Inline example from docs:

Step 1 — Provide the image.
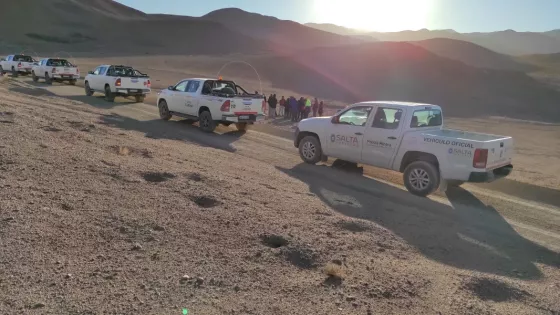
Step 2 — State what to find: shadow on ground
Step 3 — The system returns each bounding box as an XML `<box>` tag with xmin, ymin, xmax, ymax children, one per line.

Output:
<box><xmin>99</xmin><ymin>114</ymin><xmax>245</xmax><ymax>153</ymax></box>
<box><xmin>278</xmin><ymin>162</ymin><xmax>560</xmax><ymax>280</ymax></box>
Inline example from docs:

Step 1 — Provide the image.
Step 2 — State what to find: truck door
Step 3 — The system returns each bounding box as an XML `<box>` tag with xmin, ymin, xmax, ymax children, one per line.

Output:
<box><xmin>325</xmin><ymin>105</ymin><xmax>373</xmax><ymax>163</ymax></box>
<box><xmin>169</xmin><ymin>80</ymin><xmax>189</xmax><ymax>113</ymax></box>
<box><xmin>184</xmin><ymin>80</ymin><xmax>201</xmax><ymax>116</ymax></box>
<box><xmin>361</xmin><ymin>106</ymin><xmax>405</xmax><ymax>168</ymax></box>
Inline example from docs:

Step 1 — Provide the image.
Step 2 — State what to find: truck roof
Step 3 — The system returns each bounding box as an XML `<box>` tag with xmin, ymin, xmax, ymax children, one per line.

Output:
<box><xmin>355</xmin><ymin>101</ymin><xmax>441</xmax><ymax>108</ymax></box>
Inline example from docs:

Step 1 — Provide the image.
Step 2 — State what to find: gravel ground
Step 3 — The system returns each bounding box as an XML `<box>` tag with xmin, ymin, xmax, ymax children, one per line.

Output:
<box><xmin>0</xmin><ymin>78</ymin><xmax>559</xmax><ymax>315</ymax></box>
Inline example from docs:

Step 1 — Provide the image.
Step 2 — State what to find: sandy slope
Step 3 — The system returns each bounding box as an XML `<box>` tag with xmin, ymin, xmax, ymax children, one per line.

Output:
<box><xmin>0</xmin><ymin>78</ymin><xmax>559</xmax><ymax>315</ymax></box>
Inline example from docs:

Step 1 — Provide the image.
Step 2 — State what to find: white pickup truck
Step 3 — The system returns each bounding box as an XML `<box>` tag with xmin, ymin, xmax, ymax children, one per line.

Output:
<box><xmin>0</xmin><ymin>54</ymin><xmax>37</xmax><ymax>77</ymax></box>
<box><xmin>294</xmin><ymin>101</ymin><xmax>514</xmax><ymax>196</ymax></box>
<box><xmin>84</xmin><ymin>65</ymin><xmax>151</xmax><ymax>102</ymax></box>
<box><xmin>157</xmin><ymin>78</ymin><xmax>266</xmax><ymax>132</ymax></box>
<box><xmin>32</xmin><ymin>58</ymin><xmax>80</xmax><ymax>85</ymax></box>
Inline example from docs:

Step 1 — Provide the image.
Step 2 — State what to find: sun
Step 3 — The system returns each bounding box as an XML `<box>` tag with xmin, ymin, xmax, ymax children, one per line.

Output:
<box><xmin>312</xmin><ymin>0</ymin><xmax>434</xmax><ymax>32</ymax></box>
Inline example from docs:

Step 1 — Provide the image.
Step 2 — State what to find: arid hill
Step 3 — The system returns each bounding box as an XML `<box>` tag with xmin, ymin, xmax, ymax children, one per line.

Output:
<box><xmin>410</xmin><ymin>38</ymin><xmax>535</xmax><ymax>72</ymax></box>
<box><xmin>0</xmin><ymin>0</ymin><xmax>270</xmax><ymax>55</ymax></box>
<box><xmin>202</xmin><ymin>8</ymin><xmax>363</xmax><ymax>51</ymax></box>
<box><xmin>230</xmin><ymin>42</ymin><xmax>560</xmax><ymax>122</ymax></box>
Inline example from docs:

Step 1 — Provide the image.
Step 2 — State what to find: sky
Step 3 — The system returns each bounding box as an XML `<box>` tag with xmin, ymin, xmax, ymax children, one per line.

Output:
<box><xmin>115</xmin><ymin>0</ymin><xmax>560</xmax><ymax>33</ymax></box>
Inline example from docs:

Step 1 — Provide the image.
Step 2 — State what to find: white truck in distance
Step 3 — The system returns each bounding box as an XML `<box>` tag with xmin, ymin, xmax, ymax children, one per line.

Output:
<box><xmin>0</xmin><ymin>54</ymin><xmax>37</xmax><ymax>77</ymax></box>
<box><xmin>157</xmin><ymin>78</ymin><xmax>266</xmax><ymax>132</ymax></box>
<box><xmin>294</xmin><ymin>101</ymin><xmax>514</xmax><ymax>196</ymax></box>
<box><xmin>32</xmin><ymin>58</ymin><xmax>80</xmax><ymax>85</ymax></box>
<box><xmin>84</xmin><ymin>65</ymin><xmax>151</xmax><ymax>102</ymax></box>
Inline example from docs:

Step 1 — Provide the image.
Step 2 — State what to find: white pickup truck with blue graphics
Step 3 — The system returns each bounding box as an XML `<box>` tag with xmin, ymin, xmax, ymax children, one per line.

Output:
<box><xmin>294</xmin><ymin>101</ymin><xmax>514</xmax><ymax>196</ymax></box>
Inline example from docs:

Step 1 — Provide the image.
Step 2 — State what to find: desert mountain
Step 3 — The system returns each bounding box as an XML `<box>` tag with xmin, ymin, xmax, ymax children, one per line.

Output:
<box><xmin>230</xmin><ymin>42</ymin><xmax>560</xmax><ymax>122</ymax></box>
<box><xmin>305</xmin><ymin>23</ymin><xmax>560</xmax><ymax>56</ymax></box>
<box><xmin>0</xmin><ymin>0</ymin><xmax>270</xmax><ymax>55</ymax></box>
<box><xmin>304</xmin><ymin>23</ymin><xmax>367</xmax><ymax>36</ymax></box>
<box><xmin>410</xmin><ymin>38</ymin><xmax>535</xmax><ymax>72</ymax></box>
<box><xmin>202</xmin><ymin>8</ymin><xmax>363</xmax><ymax>51</ymax></box>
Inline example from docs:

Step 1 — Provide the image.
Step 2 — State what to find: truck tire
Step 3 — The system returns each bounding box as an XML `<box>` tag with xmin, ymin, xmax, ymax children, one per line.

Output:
<box><xmin>104</xmin><ymin>85</ymin><xmax>115</xmax><ymax>102</ymax></box>
<box><xmin>11</xmin><ymin>67</ymin><xmax>18</xmax><ymax>78</ymax></box>
<box><xmin>199</xmin><ymin>111</ymin><xmax>216</xmax><ymax>133</ymax></box>
<box><xmin>135</xmin><ymin>95</ymin><xmax>145</xmax><ymax>103</ymax></box>
<box><xmin>32</xmin><ymin>71</ymin><xmax>38</xmax><ymax>82</ymax></box>
<box><xmin>84</xmin><ymin>82</ymin><xmax>94</xmax><ymax>96</ymax></box>
<box><xmin>235</xmin><ymin>122</ymin><xmax>248</xmax><ymax>131</ymax></box>
<box><xmin>298</xmin><ymin>135</ymin><xmax>322</xmax><ymax>164</ymax></box>
<box><xmin>447</xmin><ymin>180</ymin><xmax>465</xmax><ymax>187</ymax></box>
<box><xmin>45</xmin><ymin>73</ymin><xmax>52</xmax><ymax>85</ymax></box>
<box><xmin>0</xmin><ymin>66</ymin><xmax>4</xmax><ymax>75</ymax></box>
<box><xmin>403</xmin><ymin>161</ymin><xmax>440</xmax><ymax>197</ymax></box>
<box><xmin>158</xmin><ymin>100</ymin><xmax>172</xmax><ymax>121</ymax></box>
<box><xmin>69</xmin><ymin>79</ymin><xmax>76</xmax><ymax>86</ymax></box>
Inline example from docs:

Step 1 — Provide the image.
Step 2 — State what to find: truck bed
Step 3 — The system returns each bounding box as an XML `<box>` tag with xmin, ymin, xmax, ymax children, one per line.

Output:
<box><xmin>423</xmin><ymin>128</ymin><xmax>510</xmax><ymax>142</ymax></box>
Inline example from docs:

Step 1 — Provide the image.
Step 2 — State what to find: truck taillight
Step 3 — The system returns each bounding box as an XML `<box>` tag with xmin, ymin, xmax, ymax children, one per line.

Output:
<box><xmin>473</xmin><ymin>148</ymin><xmax>488</xmax><ymax>169</ymax></box>
<box><xmin>220</xmin><ymin>100</ymin><xmax>231</xmax><ymax>112</ymax></box>
<box><xmin>147</xmin><ymin>80</ymin><xmax>151</xmax><ymax>88</ymax></box>
<box><xmin>115</xmin><ymin>78</ymin><xmax>121</xmax><ymax>87</ymax></box>
<box><xmin>17</xmin><ymin>62</ymin><xmax>22</xmax><ymax>68</ymax></box>
<box><xmin>52</xmin><ymin>68</ymin><xmax>56</xmax><ymax>73</ymax></box>
<box><xmin>261</xmin><ymin>100</ymin><xmax>266</xmax><ymax>113</ymax></box>
<box><xmin>76</xmin><ymin>67</ymin><xmax>79</xmax><ymax>73</ymax></box>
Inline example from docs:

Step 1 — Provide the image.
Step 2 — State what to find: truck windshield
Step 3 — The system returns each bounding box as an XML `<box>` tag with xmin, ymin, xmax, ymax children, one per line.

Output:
<box><xmin>410</xmin><ymin>108</ymin><xmax>442</xmax><ymax>128</ymax></box>
<box><xmin>14</xmin><ymin>55</ymin><xmax>34</xmax><ymax>62</ymax></box>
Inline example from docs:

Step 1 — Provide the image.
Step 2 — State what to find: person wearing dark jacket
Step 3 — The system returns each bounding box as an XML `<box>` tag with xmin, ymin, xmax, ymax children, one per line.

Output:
<box><xmin>298</xmin><ymin>97</ymin><xmax>305</xmax><ymax>121</ymax></box>
<box><xmin>290</xmin><ymin>96</ymin><xmax>299</xmax><ymax>122</ymax></box>
<box><xmin>318</xmin><ymin>101</ymin><xmax>324</xmax><ymax>117</ymax></box>
<box><xmin>268</xmin><ymin>94</ymin><xmax>277</xmax><ymax>118</ymax></box>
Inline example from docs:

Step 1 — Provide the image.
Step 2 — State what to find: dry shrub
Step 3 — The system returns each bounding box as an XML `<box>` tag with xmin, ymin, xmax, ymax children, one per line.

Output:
<box><xmin>324</xmin><ymin>262</ymin><xmax>345</xmax><ymax>279</ymax></box>
<box><xmin>117</xmin><ymin>146</ymin><xmax>130</xmax><ymax>156</ymax></box>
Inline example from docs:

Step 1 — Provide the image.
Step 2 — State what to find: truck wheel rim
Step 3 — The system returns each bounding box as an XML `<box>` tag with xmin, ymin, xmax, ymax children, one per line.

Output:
<box><xmin>302</xmin><ymin>141</ymin><xmax>316</xmax><ymax>160</ymax></box>
<box><xmin>409</xmin><ymin>168</ymin><xmax>430</xmax><ymax>190</ymax></box>
<box><xmin>201</xmin><ymin>116</ymin><xmax>209</xmax><ymax>128</ymax></box>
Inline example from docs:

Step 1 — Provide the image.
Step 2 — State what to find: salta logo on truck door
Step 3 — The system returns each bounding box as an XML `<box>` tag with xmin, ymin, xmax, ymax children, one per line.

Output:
<box><xmin>331</xmin><ymin>134</ymin><xmax>359</xmax><ymax>147</ymax></box>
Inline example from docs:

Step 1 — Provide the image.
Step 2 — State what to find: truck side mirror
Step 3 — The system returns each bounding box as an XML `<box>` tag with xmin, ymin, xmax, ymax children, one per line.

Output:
<box><xmin>168</xmin><ymin>86</ymin><xmax>174</xmax><ymax>91</ymax></box>
<box><xmin>331</xmin><ymin>116</ymin><xmax>339</xmax><ymax>124</ymax></box>
<box><xmin>87</xmin><ymin>71</ymin><xmax>94</xmax><ymax>75</ymax></box>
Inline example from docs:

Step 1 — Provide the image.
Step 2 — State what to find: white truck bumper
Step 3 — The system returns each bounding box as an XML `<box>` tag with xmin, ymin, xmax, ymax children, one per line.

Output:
<box><xmin>116</xmin><ymin>88</ymin><xmax>150</xmax><ymax>95</ymax></box>
<box><xmin>222</xmin><ymin>114</ymin><xmax>265</xmax><ymax>123</ymax></box>
<box><xmin>52</xmin><ymin>74</ymin><xmax>79</xmax><ymax>80</ymax></box>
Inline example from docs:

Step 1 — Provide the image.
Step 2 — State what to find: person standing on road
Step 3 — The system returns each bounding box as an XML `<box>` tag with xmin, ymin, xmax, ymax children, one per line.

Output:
<box><xmin>278</xmin><ymin>96</ymin><xmax>286</xmax><ymax>117</ymax></box>
<box><xmin>318</xmin><ymin>101</ymin><xmax>324</xmax><ymax>117</ymax></box>
<box><xmin>312</xmin><ymin>97</ymin><xmax>319</xmax><ymax>117</ymax></box>
<box><xmin>297</xmin><ymin>97</ymin><xmax>305</xmax><ymax>121</ymax></box>
<box><xmin>304</xmin><ymin>97</ymin><xmax>312</xmax><ymax>119</ymax></box>
<box><xmin>268</xmin><ymin>94</ymin><xmax>277</xmax><ymax>119</ymax></box>
<box><xmin>290</xmin><ymin>96</ymin><xmax>299</xmax><ymax>122</ymax></box>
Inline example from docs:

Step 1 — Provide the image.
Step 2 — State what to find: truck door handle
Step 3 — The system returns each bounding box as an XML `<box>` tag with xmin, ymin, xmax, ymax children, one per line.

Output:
<box><xmin>355</xmin><ymin>132</ymin><xmax>363</xmax><ymax>135</ymax></box>
<box><xmin>387</xmin><ymin>136</ymin><xmax>397</xmax><ymax>140</ymax></box>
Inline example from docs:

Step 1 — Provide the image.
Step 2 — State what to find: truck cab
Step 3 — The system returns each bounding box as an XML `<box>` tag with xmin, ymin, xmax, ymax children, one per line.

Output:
<box><xmin>294</xmin><ymin>101</ymin><xmax>514</xmax><ymax>196</ymax></box>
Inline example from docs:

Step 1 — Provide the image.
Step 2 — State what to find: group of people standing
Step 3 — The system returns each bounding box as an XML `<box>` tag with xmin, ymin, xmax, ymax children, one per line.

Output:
<box><xmin>265</xmin><ymin>94</ymin><xmax>325</xmax><ymax>122</ymax></box>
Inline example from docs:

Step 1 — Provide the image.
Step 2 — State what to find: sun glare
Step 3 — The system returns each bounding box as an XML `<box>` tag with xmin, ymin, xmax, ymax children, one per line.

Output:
<box><xmin>312</xmin><ymin>0</ymin><xmax>434</xmax><ymax>32</ymax></box>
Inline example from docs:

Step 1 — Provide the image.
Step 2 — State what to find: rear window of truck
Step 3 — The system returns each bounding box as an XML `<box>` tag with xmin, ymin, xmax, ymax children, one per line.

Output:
<box><xmin>14</xmin><ymin>55</ymin><xmax>33</xmax><ymax>62</ymax></box>
<box><xmin>411</xmin><ymin>109</ymin><xmax>442</xmax><ymax>128</ymax></box>
<box><xmin>47</xmin><ymin>59</ymin><xmax>73</xmax><ymax>67</ymax></box>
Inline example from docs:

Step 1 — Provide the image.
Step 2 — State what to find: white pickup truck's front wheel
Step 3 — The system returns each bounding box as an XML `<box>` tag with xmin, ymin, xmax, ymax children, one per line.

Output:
<box><xmin>403</xmin><ymin>161</ymin><xmax>439</xmax><ymax>197</ymax></box>
<box><xmin>298</xmin><ymin>136</ymin><xmax>322</xmax><ymax>164</ymax></box>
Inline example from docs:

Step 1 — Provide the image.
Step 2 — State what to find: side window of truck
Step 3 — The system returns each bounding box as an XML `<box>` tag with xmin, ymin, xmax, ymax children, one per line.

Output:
<box><xmin>186</xmin><ymin>80</ymin><xmax>200</xmax><ymax>93</ymax></box>
<box><xmin>93</xmin><ymin>67</ymin><xmax>101</xmax><ymax>75</ymax></box>
<box><xmin>338</xmin><ymin>106</ymin><xmax>372</xmax><ymax>126</ymax></box>
<box><xmin>371</xmin><ymin>107</ymin><xmax>403</xmax><ymax>130</ymax></box>
<box><xmin>410</xmin><ymin>109</ymin><xmax>442</xmax><ymax>128</ymax></box>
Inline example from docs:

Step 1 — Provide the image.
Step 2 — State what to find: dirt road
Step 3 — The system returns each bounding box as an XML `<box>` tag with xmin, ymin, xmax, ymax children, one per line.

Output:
<box><xmin>1</xmin><ymin>77</ymin><xmax>559</xmax><ymax>314</ymax></box>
